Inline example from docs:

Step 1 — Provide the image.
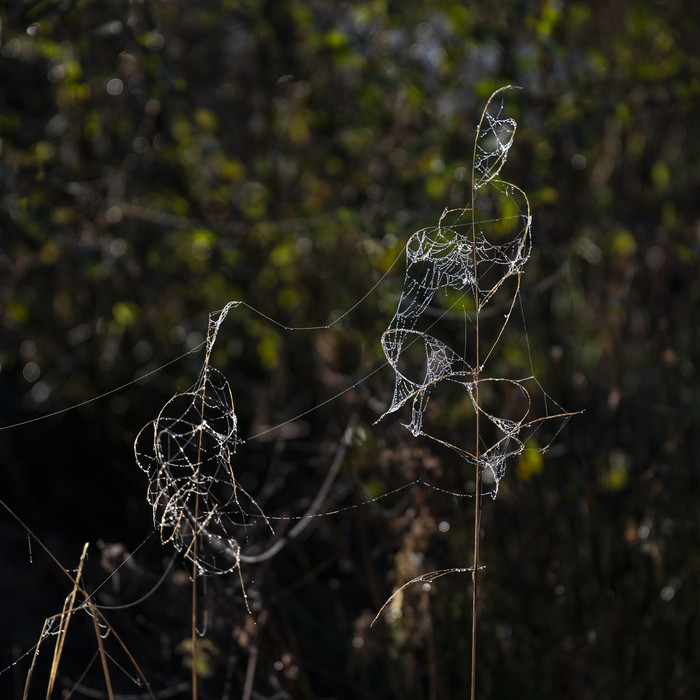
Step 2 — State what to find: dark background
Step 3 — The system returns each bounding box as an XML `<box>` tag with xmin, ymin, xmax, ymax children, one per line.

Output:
<box><xmin>1</xmin><ymin>1</ymin><xmax>699</xmax><ymax>698</ymax></box>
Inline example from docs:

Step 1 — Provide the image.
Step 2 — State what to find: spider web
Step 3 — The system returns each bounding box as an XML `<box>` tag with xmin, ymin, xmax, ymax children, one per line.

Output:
<box><xmin>134</xmin><ymin>301</ymin><xmax>272</xmax><ymax>578</ymax></box>
<box><xmin>376</xmin><ymin>87</ymin><xmax>570</xmax><ymax>496</ymax></box>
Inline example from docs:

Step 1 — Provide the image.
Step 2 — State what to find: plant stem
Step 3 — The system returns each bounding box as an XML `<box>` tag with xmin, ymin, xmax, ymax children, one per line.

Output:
<box><xmin>192</xmin><ymin>542</ymin><xmax>198</xmax><ymax>700</ymax></box>
<box><xmin>192</xmin><ymin>373</ymin><xmax>210</xmax><ymax>700</ymax></box>
<box><xmin>470</xmin><ymin>237</ymin><xmax>481</xmax><ymax>700</ymax></box>
<box><xmin>470</xmin><ymin>468</ymin><xmax>480</xmax><ymax>700</ymax></box>
<box><xmin>470</xmin><ymin>93</ymin><xmax>483</xmax><ymax>700</ymax></box>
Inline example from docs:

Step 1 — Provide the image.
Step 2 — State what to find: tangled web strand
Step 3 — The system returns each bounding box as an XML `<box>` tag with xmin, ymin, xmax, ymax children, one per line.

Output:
<box><xmin>134</xmin><ymin>301</ymin><xmax>272</xmax><ymax>577</ymax></box>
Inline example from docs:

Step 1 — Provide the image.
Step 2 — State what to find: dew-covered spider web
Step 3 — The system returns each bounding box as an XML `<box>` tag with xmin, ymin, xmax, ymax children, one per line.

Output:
<box><xmin>134</xmin><ymin>301</ymin><xmax>273</xmax><ymax>578</ymax></box>
<box><xmin>376</xmin><ymin>86</ymin><xmax>574</xmax><ymax>496</ymax></box>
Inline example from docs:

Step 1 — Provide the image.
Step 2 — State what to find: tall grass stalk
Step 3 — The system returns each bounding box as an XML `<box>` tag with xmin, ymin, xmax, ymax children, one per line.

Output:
<box><xmin>470</xmin><ymin>83</ymin><xmax>520</xmax><ymax>700</ymax></box>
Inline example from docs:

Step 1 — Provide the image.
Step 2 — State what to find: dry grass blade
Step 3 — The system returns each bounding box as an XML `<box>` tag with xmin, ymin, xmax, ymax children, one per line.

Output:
<box><xmin>369</xmin><ymin>568</ymin><xmax>471</xmax><ymax>627</ymax></box>
<box><xmin>0</xmin><ymin>498</ymin><xmax>156</xmax><ymax>700</ymax></box>
<box><xmin>86</xmin><ymin>594</ymin><xmax>115</xmax><ymax>700</ymax></box>
<box><xmin>22</xmin><ymin>543</ymin><xmax>115</xmax><ymax>700</ymax></box>
<box><xmin>23</xmin><ymin>618</ymin><xmax>50</xmax><ymax>700</ymax></box>
<box><xmin>45</xmin><ymin>542</ymin><xmax>90</xmax><ymax>699</ymax></box>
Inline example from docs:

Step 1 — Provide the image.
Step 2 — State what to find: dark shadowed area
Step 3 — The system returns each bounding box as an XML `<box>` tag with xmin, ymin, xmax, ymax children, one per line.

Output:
<box><xmin>1</xmin><ymin>1</ymin><xmax>699</xmax><ymax>698</ymax></box>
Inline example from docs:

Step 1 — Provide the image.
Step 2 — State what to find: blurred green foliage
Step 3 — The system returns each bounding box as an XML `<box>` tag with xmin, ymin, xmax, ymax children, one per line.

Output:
<box><xmin>2</xmin><ymin>0</ymin><xmax>700</xmax><ymax>698</ymax></box>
